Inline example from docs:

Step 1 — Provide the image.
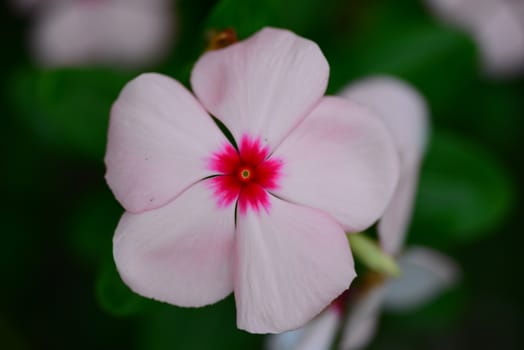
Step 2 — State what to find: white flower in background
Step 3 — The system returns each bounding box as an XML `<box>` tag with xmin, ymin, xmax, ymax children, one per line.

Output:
<box><xmin>266</xmin><ymin>76</ymin><xmax>459</xmax><ymax>350</ymax></box>
<box><xmin>267</xmin><ymin>248</ymin><xmax>458</xmax><ymax>350</ymax></box>
<box><xmin>341</xmin><ymin>76</ymin><xmax>429</xmax><ymax>256</ymax></box>
<box><xmin>29</xmin><ymin>0</ymin><xmax>174</xmax><ymax>69</ymax></box>
<box><xmin>266</xmin><ymin>305</ymin><xmax>342</xmax><ymax>350</ymax></box>
<box><xmin>425</xmin><ymin>0</ymin><xmax>524</xmax><ymax>78</ymax></box>
<box><xmin>338</xmin><ymin>247</ymin><xmax>459</xmax><ymax>350</ymax></box>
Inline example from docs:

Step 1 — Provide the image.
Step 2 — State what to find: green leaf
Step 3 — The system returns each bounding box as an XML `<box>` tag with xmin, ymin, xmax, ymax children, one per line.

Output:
<box><xmin>95</xmin><ymin>259</ymin><xmax>152</xmax><ymax>317</ymax></box>
<box><xmin>348</xmin><ymin>233</ymin><xmax>400</xmax><ymax>277</ymax></box>
<box><xmin>409</xmin><ymin>131</ymin><xmax>514</xmax><ymax>246</ymax></box>
<box><xmin>11</xmin><ymin>67</ymin><xmax>134</xmax><ymax>159</ymax></box>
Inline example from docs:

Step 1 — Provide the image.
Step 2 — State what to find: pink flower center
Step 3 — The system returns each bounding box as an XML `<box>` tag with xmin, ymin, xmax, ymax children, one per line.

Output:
<box><xmin>208</xmin><ymin>135</ymin><xmax>283</xmax><ymax>215</ymax></box>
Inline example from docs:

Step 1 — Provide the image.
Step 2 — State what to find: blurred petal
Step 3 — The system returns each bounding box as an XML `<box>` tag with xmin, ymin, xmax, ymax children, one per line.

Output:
<box><xmin>31</xmin><ymin>1</ymin><xmax>173</xmax><ymax>68</ymax></box>
<box><xmin>340</xmin><ymin>76</ymin><xmax>429</xmax><ymax>253</ymax></box>
<box><xmin>113</xmin><ymin>180</ymin><xmax>235</xmax><ymax>307</ymax></box>
<box><xmin>272</xmin><ymin>97</ymin><xmax>399</xmax><ymax>232</ymax></box>
<box><xmin>266</xmin><ymin>308</ymin><xmax>340</xmax><ymax>350</ymax></box>
<box><xmin>235</xmin><ymin>196</ymin><xmax>355</xmax><ymax>333</ymax></box>
<box><xmin>31</xmin><ymin>3</ymin><xmax>95</xmax><ymax>67</ymax></box>
<box><xmin>191</xmin><ymin>27</ymin><xmax>329</xmax><ymax>150</ymax></box>
<box><xmin>98</xmin><ymin>3</ymin><xmax>173</xmax><ymax>68</ymax></box>
<box><xmin>377</xmin><ymin>168</ymin><xmax>420</xmax><ymax>255</ymax></box>
<box><xmin>339</xmin><ymin>287</ymin><xmax>385</xmax><ymax>350</ymax></box>
<box><xmin>425</xmin><ymin>0</ymin><xmax>524</xmax><ymax>78</ymax></box>
<box><xmin>424</xmin><ymin>0</ymin><xmax>495</xmax><ymax>30</ymax></box>
<box><xmin>105</xmin><ymin>73</ymin><xmax>227</xmax><ymax>213</ymax></box>
<box><xmin>474</xmin><ymin>3</ymin><xmax>524</xmax><ymax>78</ymax></box>
<box><xmin>340</xmin><ymin>76</ymin><xmax>429</xmax><ymax>166</ymax></box>
<box><xmin>383</xmin><ymin>247</ymin><xmax>460</xmax><ymax>311</ymax></box>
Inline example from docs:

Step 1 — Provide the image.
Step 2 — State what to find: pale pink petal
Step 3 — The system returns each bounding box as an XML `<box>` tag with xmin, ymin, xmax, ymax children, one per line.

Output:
<box><xmin>296</xmin><ymin>308</ymin><xmax>341</xmax><ymax>350</ymax></box>
<box><xmin>191</xmin><ymin>27</ymin><xmax>329</xmax><ymax>150</ymax></box>
<box><xmin>113</xmin><ymin>180</ymin><xmax>235</xmax><ymax>307</ymax></box>
<box><xmin>31</xmin><ymin>1</ymin><xmax>173</xmax><ymax>68</ymax></box>
<box><xmin>383</xmin><ymin>247</ymin><xmax>460</xmax><ymax>311</ymax></box>
<box><xmin>340</xmin><ymin>76</ymin><xmax>429</xmax><ymax>166</ymax></box>
<box><xmin>105</xmin><ymin>73</ymin><xmax>227</xmax><ymax>213</ymax></box>
<box><xmin>425</xmin><ymin>0</ymin><xmax>524</xmax><ymax>78</ymax></box>
<box><xmin>339</xmin><ymin>287</ymin><xmax>385</xmax><ymax>350</ymax></box>
<box><xmin>424</xmin><ymin>0</ymin><xmax>496</xmax><ymax>30</ymax></box>
<box><xmin>266</xmin><ymin>308</ymin><xmax>340</xmax><ymax>350</ymax></box>
<box><xmin>234</xmin><ymin>196</ymin><xmax>355</xmax><ymax>333</ymax></box>
<box><xmin>31</xmin><ymin>3</ymin><xmax>97</xmax><ymax>67</ymax></box>
<box><xmin>377</xmin><ymin>168</ymin><xmax>420</xmax><ymax>255</ymax></box>
<box><xmin>271</xmin><ymin>97</ymin><xmax>399</xmax><ymax>232</ymax></box>
<box><xmin>98</xmin><ymin>3</ymin><xmax>173</xmax><ymax>68</ymax></box>
<box><xmin>340</xmin><ymin>76</ymin><xmax>429</xmax><ymax>254</ymax></box>
<box><xmin>474</xmin><ymin>3</ymin><xmax>524</xmax><ymax>78</ymax></box>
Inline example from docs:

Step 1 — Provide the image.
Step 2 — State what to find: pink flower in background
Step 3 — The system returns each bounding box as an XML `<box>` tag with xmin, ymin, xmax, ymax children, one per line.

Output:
<box><xmin>267</xmin><ymin>76</ymin><xmax>457</xmax><ymax>349</ymax></box>
<box><xmin>267</xmin><ymin>248</ymin><xmax>458</xmax><ymax>350</ymax></box>
<box><xmin>337</xmin><ymin>247</ymin><xmax>458</xmax><ymax>350</ymax></box>
<box><xmin>341</xmin><ymin>76</ymin><xmax>429</xmax><ymax>256</ymax></box>
<box><xmin>425</xmin><ymin>0</ymin><xmax>524</xmax><ymax>78</ymax></box>
<box><xmin>105</xmin><ymin>28</ymin><xmax>399</xmax><ymax>333</ymax></box>
<box><xmin>29</xmin><ymin>0</ymin><xmax>174</xmax><ymax>68</ymax></box>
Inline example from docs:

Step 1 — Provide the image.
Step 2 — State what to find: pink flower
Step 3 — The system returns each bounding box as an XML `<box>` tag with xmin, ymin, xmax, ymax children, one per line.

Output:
<box><xmin>341</xmin><ymin>76</ymin><xmax>429</xmax><ymax>256</ymax></box>
<box><xmin>29</xmin><ymin>0</ymin><xmax>174</xmax><ymax>68</ymax></box>
<box><xmin>105</xmin><ymin>28</ymin><xmax>399</xmax><ymax>333</ymax></box>
<box><xmin>425</xmin><ymin>0</ymin><xmax>524</xmax><ymax>78</ymax></box>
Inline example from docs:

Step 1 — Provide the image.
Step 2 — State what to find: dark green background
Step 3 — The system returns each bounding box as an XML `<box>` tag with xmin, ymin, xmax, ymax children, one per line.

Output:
<box><xmin>1</xmin><ymin>0</ymin><xmax>523</xmax><ymax>349</ymax></box>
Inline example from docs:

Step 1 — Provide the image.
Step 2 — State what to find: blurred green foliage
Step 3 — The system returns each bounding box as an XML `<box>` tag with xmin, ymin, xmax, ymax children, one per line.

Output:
<box><xmin>11</xmin><ymin>68</ymin><xmax>133</xmax><ymax>159</ymax></box>
<box><xmin>409</xmin><ymin>131</ymin><xmax>514</xmax><ymax>247</ymax></box>
<box><xmin>2</xmin><ymin>0</ymin><xmax>523</xmax><ymax>349</ymax></box>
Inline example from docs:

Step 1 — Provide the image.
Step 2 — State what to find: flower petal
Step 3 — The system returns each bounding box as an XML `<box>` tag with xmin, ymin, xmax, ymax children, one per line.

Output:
<box><xmin>31</xmin><ymin>2</ymin><xmax>96</xmax><ymax>67</ymax></box>
<box><xmin>424</xmin><ymin>0</ymin><xmax>495</xmax><ymax>30</ymax></box>
<box><xmin>113</xmin><ymin>180</ymin><xmax>235</xmax><ymax>307</ymax></box>
<box><xmin>266</xmin><ymin>308</ymin><xmax>340</xmax><ymax>350</ymax></box>
<box><xmin>234</xmin><ymin>196</ymin><xmax>355</xmax><ymax>333</ymax></box>
<box><xmin>339</xmin><ymin>287</ymin><xmax>385</xmax><ymax>350</ymax></box>
<box><xmin>271</xmin><ymin>97</ymin><xmax>399</xmax><ymax>232</ymax></box>
<box><xmin>383</xmin><ymin>247</ymin><xmax>460</xmax><ymax>311</ymax></box>
<box><xmin>105</xmin><ymin>73</ymin><xmax>227</xmax><ymax>213</ymax></box>
<box><xmin>31</xmin><ymin>1</ymin><xmax>173</xmax><ymax>68</ymax></box>
<box><xmin>98</xmin><ymin>3</ymin><xmax>173</xmax><ymax>68</ymax></box>
<box><xmin>340</xmin><ymin>76</ymin><xmax>429</xmax><ymax>166</ymax></box>
<box><xmin>377</xmin><ymin>168</ymin><xmax>420</xmax><ymax>255</ymax></box>
<box><xmin>340</xmin><ymin>76</ymin><xmax>429</xmax><ymax>254</ymax></box>
<box><xmin>474</xmin><ymin>2</ymin><xmax>524</xmax><ymax>78</ymax></box>
<box><xmin>191</xmin><ymin>27</ymin><xmax>329</xmax><ymax>150</ymax></box>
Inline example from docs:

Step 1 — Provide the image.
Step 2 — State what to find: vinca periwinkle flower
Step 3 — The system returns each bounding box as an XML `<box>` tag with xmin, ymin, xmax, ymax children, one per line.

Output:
<box><xmin>104</xmin><ymin>28</ymin><xmax>400</xmax><ymax>333</ymax></box>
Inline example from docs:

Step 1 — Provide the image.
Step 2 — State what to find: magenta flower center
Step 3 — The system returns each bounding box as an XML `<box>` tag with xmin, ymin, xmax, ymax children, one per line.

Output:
<box><xmin>209</xmin><ymin>135</ymin><xmax>282</xmax><ymax>215</ymax></box>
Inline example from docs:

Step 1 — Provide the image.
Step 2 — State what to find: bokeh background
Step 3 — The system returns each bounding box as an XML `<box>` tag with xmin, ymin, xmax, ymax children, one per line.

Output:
<box><xmin>1</xmin><ymin>0</ymin><xmax>523</xmax><ymax>349</ymax></box>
